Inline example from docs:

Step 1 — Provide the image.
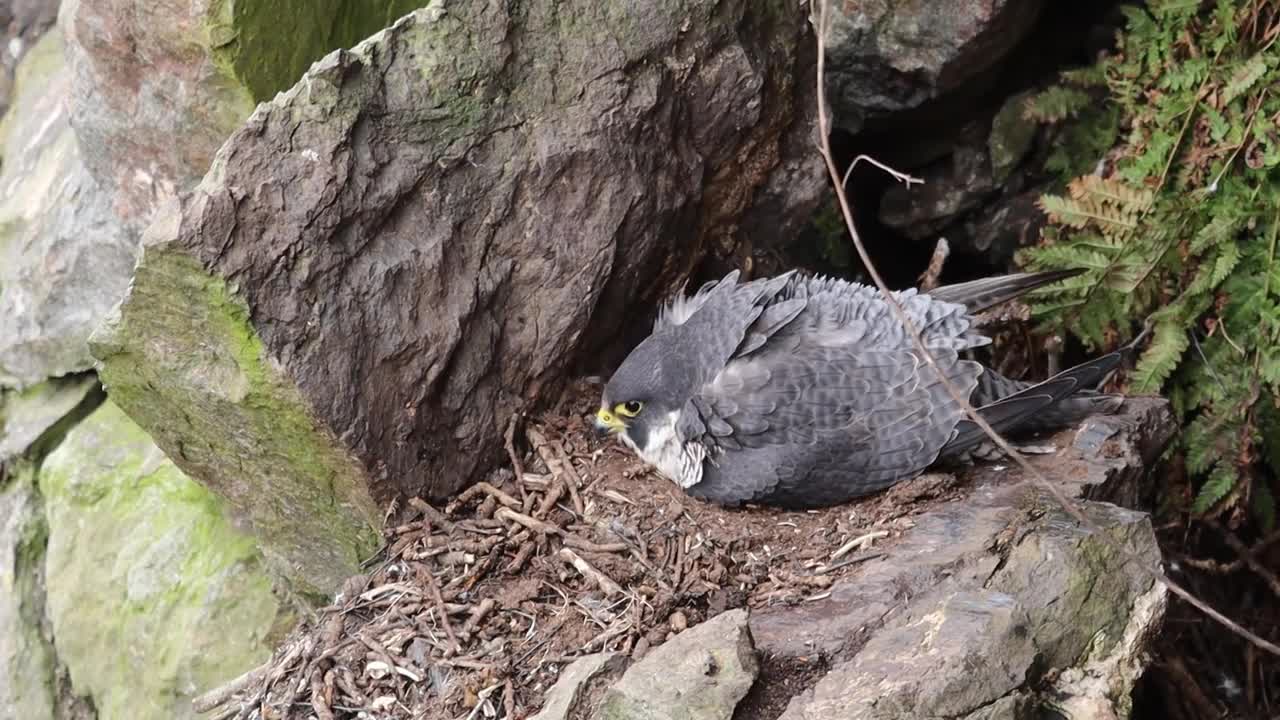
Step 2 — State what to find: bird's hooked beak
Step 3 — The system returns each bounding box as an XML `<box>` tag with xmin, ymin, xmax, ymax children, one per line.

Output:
<box><xmin>593</xmin><ymin>407</ymin><xmax>626</xmax><ymax>437</ymax></box>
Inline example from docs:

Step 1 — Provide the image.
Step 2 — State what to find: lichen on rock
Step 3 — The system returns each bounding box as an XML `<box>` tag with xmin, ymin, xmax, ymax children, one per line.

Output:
<box><xmin>38</xmin><ymin>399</ymin><xmax>287</xmax><ymax>720</ymax></box>
<box><xmin>90</xmin><ymin>201</ymin><xmax>383</xmax><ymax>601</ymax></box>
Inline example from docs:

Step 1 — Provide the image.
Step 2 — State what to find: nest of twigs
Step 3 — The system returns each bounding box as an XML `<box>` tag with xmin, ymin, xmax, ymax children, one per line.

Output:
<box><xmin>193</xmin><ymin>383</ymin><xmax>966</xmax><ymax>720</ymax></box>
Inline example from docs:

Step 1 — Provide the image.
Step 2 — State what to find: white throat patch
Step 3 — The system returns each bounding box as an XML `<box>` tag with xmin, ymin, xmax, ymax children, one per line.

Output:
<box><xmin>621</xmin><ymin>409</ymin><xmax>705</xmax><ymax>489</ymax></box>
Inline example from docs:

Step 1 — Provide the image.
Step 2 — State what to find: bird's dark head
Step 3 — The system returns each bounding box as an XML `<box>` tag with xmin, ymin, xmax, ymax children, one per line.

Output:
<box><xmin>594</xmin><ymin>330</ymin><xmax>696</xmax><ymax>449</ymax></box>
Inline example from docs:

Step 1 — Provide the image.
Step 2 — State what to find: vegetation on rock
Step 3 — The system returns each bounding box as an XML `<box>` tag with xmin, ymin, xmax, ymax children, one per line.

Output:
<box><xmin>1020</xmin><ymin>0</ymin><xmax>1280</xmax><ymax>526</ymax></box>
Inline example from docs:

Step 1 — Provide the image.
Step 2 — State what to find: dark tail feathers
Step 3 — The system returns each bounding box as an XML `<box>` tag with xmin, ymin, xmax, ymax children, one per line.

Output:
<box><xmin>938</xmin><ymin>326</ymin><xmax>1149</xmax><ymax>457</ymax></box>
<box><xmin>928</xmin><ymin>269</ymin><xmax>1085</xmax><ymax>315</ymax></box>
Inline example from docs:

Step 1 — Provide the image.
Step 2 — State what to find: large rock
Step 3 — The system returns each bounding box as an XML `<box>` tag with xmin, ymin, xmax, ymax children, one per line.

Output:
<box><xmin>531</xmin><ymin>609</ymin><xmax>758</xmax><ymax>720</ymax></box>
<box><xmin>0</xmin><ymin>0</ymin><xmax>59</xmax><ymax>117</ymax></box>
<box><xmin>0</xmin><ymin>376</ymin><xmax>100</xmax><ymax>720</ymax></box>
<box><xmin>0</xmin><ymin>469</ymin><xmax>57</xmax><ymax>720</ymax></box>
<box><xmin>0</xmin><ymin>30</ymin><xmax>137</xmax><ymax>388</ymax></box>
<box><xmin>600</xmin><ymin>608</ymin><xmax>758</xmax><ymax>720</ymax></box>
<box><xmin>38</xmin><ymin>400</ymin><xmax>287</xmax><ymax>720</ymax></box>
<box><xmin>820</xmin><ymin>0</ymin><xmax>1047</xmax><ymax>133</ymax></box>
<box><xmin>92</xmin><ymin>2</ymin><xmax>820</xmax><ymax>596</ymax></box>
<box><xmin>747</xmin><ymin>398</ymin><xmax>1175</xmax><ymax>719</ymax></box>
<box><xmin>59</xmin><ymin>0</ymin><xmax>434</xmax><ymax>233</ymax></box>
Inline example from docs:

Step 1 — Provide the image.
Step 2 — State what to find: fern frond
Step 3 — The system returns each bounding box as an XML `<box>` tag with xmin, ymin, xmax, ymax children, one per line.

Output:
<box><xmin>1189</xmin><ymin>210</ymin><xmax>1243</xmax><ymax>254</ymax></box>
<box><xmin>1132</xmin><ymin>320</ymin><xmax>1190</xmax><ymax>392</ymax></box>
<box><xmin>1024</xmin><ymin>87</ymin><xmax>1092</xmax><ymax>123</ymax></box>
<box><xmin>1222</xmin><ymin>54</ymin><xmax>1269</xmax><ymax>106</ymax></box>
<box><xmin>1037</xmin><ymin>194</ymin><xmax>1141</xmax><ymax>233</ymax></box>
<box><xmin>1066</xmin><ymin>175</ymin><xmax>1155</xmax><ymax>211</ymax></box>
<box><xmin>1192</xmin><ymin>462</ymin><xmax>1239</xmax><ymax>514</ymax></box>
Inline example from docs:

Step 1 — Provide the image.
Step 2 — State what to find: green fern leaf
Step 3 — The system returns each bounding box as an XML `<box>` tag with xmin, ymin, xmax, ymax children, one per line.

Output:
<box><xmin>1222</xmin><ymin>54</ymin><xmax>1269</xmax><ymax>106</ymax></box>
<box><xmin>1192</xmin><ymin>463</ymin><xmax>1238</xmax><ymax>514</ymax></box>
<box><xmin>1132</xmin><ymin>320</ymin><xmax>1190</xmax><ymax>392</ymax></box>
<box><xmin>1189</xmin><ymin>211</ymin><xmax>1243</xmax><ymax>254</ymax></box>
<box><xmin>1024</xmin><ymin>87</ymin><xmax>1093</xmax><ymax>123</ymax></box>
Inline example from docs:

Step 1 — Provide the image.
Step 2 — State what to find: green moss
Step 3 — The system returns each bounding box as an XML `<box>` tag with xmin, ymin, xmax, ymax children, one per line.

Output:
<box><xmin>90</xmin><ymin>227</ymin><xmax>381</xmax><ymax>602</ymax></box>
<box><xmin>989</xmin><ymin>91</ymin><xmax>1038</xmax><ymax>182</ymax></box>
<box><xmin>0</xmin><ymin>468</ymin><xmax>57</xmax><ymax>718</ymax></box>
<box><xmin>209</xmin><ymin>0</ymin><xmax>433</xmax><ymax>103</ymax></box>
<box><xmin>39</xmin><ymin>401</ymin><xmax>287</xmax><ymax>720</ymax></box>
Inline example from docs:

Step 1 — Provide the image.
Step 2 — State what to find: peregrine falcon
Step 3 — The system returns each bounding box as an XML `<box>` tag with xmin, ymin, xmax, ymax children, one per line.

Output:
<box><xmin>593</xmin><ymin>269</ymin><xmax>1130</xmax><ymax>508</ymax></box>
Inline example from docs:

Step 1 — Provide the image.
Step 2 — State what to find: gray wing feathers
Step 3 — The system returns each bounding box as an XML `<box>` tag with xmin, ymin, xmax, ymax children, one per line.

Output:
<box><xmin>683</xmin><ymin>345</ymin><xmax>982</xmax><ymax>504</ymax></box>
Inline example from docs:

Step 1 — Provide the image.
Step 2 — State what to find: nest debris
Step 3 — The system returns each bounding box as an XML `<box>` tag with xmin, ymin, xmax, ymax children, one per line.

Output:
<box><xmin>194</xmin><ymin>382</ymin><xmax>966</xmax><ymax>720</ymax></box>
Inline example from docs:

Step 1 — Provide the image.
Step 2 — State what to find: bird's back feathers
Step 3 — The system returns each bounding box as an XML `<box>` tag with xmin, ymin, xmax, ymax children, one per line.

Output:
<box><xmin>613</xmin><ymin>268</ymin><xmax>1129</xmax><ymax>508</ymax></box>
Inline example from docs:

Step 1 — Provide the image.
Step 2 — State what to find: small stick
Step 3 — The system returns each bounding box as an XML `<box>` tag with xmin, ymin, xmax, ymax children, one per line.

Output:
<box><xmin>505</xmin><ymin>541</ymin><xmax>536</xmax><ymax>574</ymax></box>
<box><xmin>830</xmin><ymin>530</ymin><xmax>889</xmax><ymax>560</ymax></box>
<box><xmin>505</xmin><ymin>413</ymin><xmax>529</xmax><ymax>506</ymax></box>
<box><xmin>310</xmin><ymin>668</ymin><xmax>335</xmax><ymax>720</ymax></box>
<box><xmin>816</xmin><ymin>550</ymin><xmax>886</xmax><ymax>574</ymax></box>
<box><xmin>424</xmin><ymin>570</ymin><xmax>462</xmax><ymax>655</ymax></box>
<box><xmin>497</xmin><ymin>506</ymin><xmax>563</xmax><ymax>536</ymax></box>
<box><xmin>563</xmin><ymin>536</ymin><xmax>629</xmax><ymax>553</ymax></box>
<box><xmin>559</xmin><ymin>547</ymin><xmax>624</xmax><ymax>596</ymax></box>
<box><xmin>449</xmin><ymin>482</ymin><xmax>522</xmax><ymax>513</ymax></box>
<box><xmin>409</xmin><ymin>497</ymin><xmax>457</xmax><ymax>534</ymax></box>
<box><xmin>503</xmin><ymin>679</ymin><xmax>516</xmax><ymax>720</ymax></box>
<box><xmin>461</xmin><ymin>598</ymin><xmax>498</xmax><ymax>640</ymax></box>
<box><xmin>192</xmin><ymin>660</ymin><xmax>271</xmax><ymax>713</ymax></box>
<box><xmin>550</xmin><ymin>438</ymin><xmax>586</xmax><ymax>516</ymax></box>
<box><xmin>918</xmin><ymin>236</ymin><xmax>949</xmax><ymax>291</ymax></box>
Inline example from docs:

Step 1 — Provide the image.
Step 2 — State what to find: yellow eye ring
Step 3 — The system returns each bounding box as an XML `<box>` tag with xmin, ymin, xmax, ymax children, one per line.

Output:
<box><xmin>616</xmin><ymin>401</ymin><xmax>643</xmax><ymax>417</ymax></box>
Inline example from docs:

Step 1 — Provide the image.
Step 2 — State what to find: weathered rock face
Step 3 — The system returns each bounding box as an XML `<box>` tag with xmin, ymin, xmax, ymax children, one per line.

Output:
<box><xmin>876</xmin><ymin>90</ymin><xmax>1046</xmax><ymax>268</ymax></box>
<box><xmin>0</xmin><ymin>377</ymin><xmax>100</xmax><ymax>720</ymax></box>
<box><xmin>38</xmin><ymin>400</ymin><xmax>286</xmax><ymax>720</ymax></box>
<box><xmin>58</xmin><ymin>0</ymin><xmax>433</xmax><ymax>232</ymax></box>
<box><xmin>0</xmin><ymin>0</ymin><xmax>59</xmax><ymax>117</ymax></box>
<box><xmin>820</xmin><ymin>0</ymin><xmax>1047</xmax><ymax>133</ymax></box>
<box><xmin>0</xmin><ymin>31</ymin><xmax>138</xmax><ymax>388</ymax></box>
<box><xmin>531</xmin><ymin>609</ymin><xmax>758</xmax><ymax>720</ymax></box>
<box><xmin>93</xmin><ymin>2</ymin><xmax>822</xmax><ymax>596</ymax></box>
<box><xmin>91</xmin><ymin>209</ymin><xmax>385</xmax><ymax>601</ymax></box>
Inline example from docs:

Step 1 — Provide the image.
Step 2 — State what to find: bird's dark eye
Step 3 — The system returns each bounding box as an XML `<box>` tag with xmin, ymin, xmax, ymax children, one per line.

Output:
<box><xmin>618</xmin><ymin>401</ymin><xmax>643</xmax><ymax>417</ymax></box>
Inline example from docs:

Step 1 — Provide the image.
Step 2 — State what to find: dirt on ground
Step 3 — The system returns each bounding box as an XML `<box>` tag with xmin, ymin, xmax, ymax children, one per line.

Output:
<box><xmin>195</xmin><ymin>378</ymin><xmax>972</xmax><ymax>720</ymax></box>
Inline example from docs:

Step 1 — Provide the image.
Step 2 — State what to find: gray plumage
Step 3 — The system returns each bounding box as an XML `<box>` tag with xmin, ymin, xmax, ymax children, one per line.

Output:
<box><xmin>595</xmin><ymin>269</ymin><xmax>1129</xmax><ymax>509</ymax></box>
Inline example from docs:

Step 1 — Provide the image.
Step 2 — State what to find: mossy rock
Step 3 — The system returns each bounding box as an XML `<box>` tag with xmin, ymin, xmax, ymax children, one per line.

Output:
<box><xmin>38</xmin><ymin>400</ymin><xmax>290</xmax><ymax>720</ymax></box>
<box><xmin>90</xmin><ymin>205</ymin><xmax>383</xmax><ymax>601</ymax></box>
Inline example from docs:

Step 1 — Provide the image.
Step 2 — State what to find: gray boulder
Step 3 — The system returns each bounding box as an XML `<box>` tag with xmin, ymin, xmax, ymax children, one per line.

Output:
<box><xmin>0</xmin><ymin>31</ymin><xmax>138</xmax><ymax>388</ymax></box>
<box><xmin>531</xmin><ymin>609</ymin><xmax>758</xmax><ymax>720</ymax></box>
<box><xmin>820</xmin><ymin>0</ymin><xmax>1046</xmax><ymax>133</ymax></box>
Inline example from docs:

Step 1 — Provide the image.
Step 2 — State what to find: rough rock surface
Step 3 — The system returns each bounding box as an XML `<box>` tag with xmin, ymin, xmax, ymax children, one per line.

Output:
<box><xmin>0</xmin><ymin>375</ymin><xmax>100</xmax><ymax>462</ymax></box>
<box><xmin>58</xmin><ymin>0</ymin><xmax>432</xmax><ymax>233</ymax></box>
<box><xmin>876</xmin><ymin>90</ymin><xmax>1047</xmax><ymax>267</ymax></box>
<box><xmin>0</xmin><ymin>30</ymin><xmax>137</xmax><ymax>387</ymax></box>
<box><xmin>821</xmin><ymin>0</ymin><xmax>1047</xmax><ymax>133</ymax></box>
<box><xmin>93</xmin><ymin>2</ymin><xmax>821</xmax><ymax>595</ymax></box>
<box><xmin>600</xmin><ymin>608</ymin><xmax>758</xmax><ymax>720</ymax></box>
<box><xmin>0</xmin><ymin>0</ymin><xmax>58</xmax><ymax>117</ymax></box>
<box><xmin>38</xmin><ymin>400</ymin><xmax>287</xmax><ymax>720</ymax></box>
<box><xmin>0</xmin><ymin>376</ymin><xmax>100</xmax><ymax>720</ymax></box>
<box><xmin>528</xmin><ymin>653</ymin><xmax>628</xmax><ymax>720</ymax></box>
<box><xmin>745</xmin><ymin>397</ymin><xmax>1174</xmax><ymax>719</ymax></box>
<box><xmin>532</xmin><ymin>609</ymin><xmax>758</xmax><ymax>720</ymax></box>
<box><xmin>0</xmin><ymin>466</ymin><xmax>58</xmax><ymax>720</ymax></box>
